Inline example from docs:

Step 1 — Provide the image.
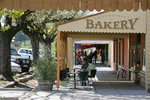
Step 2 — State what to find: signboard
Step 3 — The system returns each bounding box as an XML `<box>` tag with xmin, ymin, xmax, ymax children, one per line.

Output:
<box><xmin>58</xmin><ymin>9</ymin><xmax>146</xmax><ymax>33</ymax></box>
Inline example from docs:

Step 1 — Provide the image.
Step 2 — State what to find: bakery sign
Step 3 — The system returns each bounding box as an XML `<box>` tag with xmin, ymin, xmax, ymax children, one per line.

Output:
<box><xmin>86</xmin><ymin>18</ymin><xmax>139</xmax><ymax>30</ymax></box>
<box><xmin>57</xmin><ymin>9</ymin><xmax>146</xmax><ymax>33</ymax></box>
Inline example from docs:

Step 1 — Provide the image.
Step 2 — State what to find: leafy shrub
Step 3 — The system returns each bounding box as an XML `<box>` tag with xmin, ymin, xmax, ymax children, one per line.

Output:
<box><xmin>34</xmin><ymin>46</ymin><xmax>57</xmax><ymax>82</ymax></box>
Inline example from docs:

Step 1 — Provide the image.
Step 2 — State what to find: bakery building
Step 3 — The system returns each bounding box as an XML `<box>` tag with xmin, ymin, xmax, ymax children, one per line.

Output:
<box><xmin>56</xmin><ymin>9</ymin><xmax>150</xmax><ymax>91</ymax></box>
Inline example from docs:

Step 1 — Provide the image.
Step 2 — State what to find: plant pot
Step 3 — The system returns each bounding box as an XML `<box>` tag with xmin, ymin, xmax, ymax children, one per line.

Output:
<box><xmin>38</xmin><ymin>80</ymin><xmax>54</xmax><ymax>91</ymax></box>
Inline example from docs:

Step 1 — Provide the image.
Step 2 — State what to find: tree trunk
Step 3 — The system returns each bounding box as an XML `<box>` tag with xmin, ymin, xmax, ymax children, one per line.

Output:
<box><xmin>30</xmin><ymin>36</ymin><xmax>39</xmax><ymax>63</ymax></box>
<box><xmin>47</xmin><ymin>43</ymin><xmax>51</xmax><ymax>52</ymax></box>
<box><xmin>23</xmin><ymin>28</ymin><xmax>40</xmax><ymax>63</ymax></box>
<box><xmin>0</xmin><ymin>31</ymin><xmax>13</xmax><ymax>80</ymax></box>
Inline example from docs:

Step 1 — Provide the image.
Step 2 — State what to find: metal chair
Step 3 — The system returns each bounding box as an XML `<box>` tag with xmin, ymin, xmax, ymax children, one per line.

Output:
<box><xmin>78</xmin><ymin>71</ymin><xmax>89</xmax><ymax>87</ymax></box>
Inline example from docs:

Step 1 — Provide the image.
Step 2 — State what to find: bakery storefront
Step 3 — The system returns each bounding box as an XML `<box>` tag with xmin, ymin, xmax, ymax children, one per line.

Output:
<box><xmin>57</xmin><ymin>9</ymin><xmax>150</xmax><ymax>91</ymax></box>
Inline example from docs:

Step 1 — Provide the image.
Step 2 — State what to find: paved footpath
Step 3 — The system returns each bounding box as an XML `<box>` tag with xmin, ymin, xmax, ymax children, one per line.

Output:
<box><xmin>27</xmin><ymin>65</ymin><xmax>150</xmax><ymax>100</ymax></box>
<box><xmin>26</xmin><ymin>85</ymin><xmax>99</xmax><ymax>100</ymax></box>
<box><xmin>94</xmin><ymin>66</ymin><xmax>150</xmax><ymax>100</ymax></box>
<box><xmin>1</xmin><ymin>64</ymin><xmax>150</xmax><ymax>100</ymax></box>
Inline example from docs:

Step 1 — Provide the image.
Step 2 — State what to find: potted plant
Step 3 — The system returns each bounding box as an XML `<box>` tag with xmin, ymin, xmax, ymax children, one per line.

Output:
<box><xmin>34</xmin><ymin>46</ymin><xmax>57</xmax><ymax>91</ymax></box>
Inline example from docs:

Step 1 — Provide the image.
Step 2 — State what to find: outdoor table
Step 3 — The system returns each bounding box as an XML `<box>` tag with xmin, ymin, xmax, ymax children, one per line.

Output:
<box><xmin>68</xmin><ymin>68</ymin><xmax>80</xmax><ymax>89</ymax></box>
<box><xmin>69</xmin><ymin>72</ymin><xmax>77</xmax><ymax>89</ymax></box>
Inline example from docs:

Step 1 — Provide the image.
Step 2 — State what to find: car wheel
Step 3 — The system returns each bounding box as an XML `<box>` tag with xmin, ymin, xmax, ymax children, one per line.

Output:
<box><xmin>21</xmin><ymin>67</ymin><xmax>29</xmax><ymax>72</ymax></box>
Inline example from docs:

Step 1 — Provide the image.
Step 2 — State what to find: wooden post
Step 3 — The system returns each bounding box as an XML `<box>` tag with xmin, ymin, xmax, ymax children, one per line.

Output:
<box><xmin>65</xmin><ymin>37</ymin><xmax>68</xmax><ymax>68</ymax></box>
<box><xmin>116</xmin><ymin>38</ymin><xmax>118</xmax><ymax>70</ymax></box>
<box><xmin>74</xmin><ymin>43</ymin><xmax>76</xmax><ymax>65</ymax></box>
<box><xmin>61</xmin><ymin>33</ymin><xmax>64</xmax><ymax>70</ymax></box>
<box><xmin>63</xmin><ymin>35</ymin><xmax>67</xmax><ymax>68</ymax></box>
<box><xmin>57</xmin><ymin>31</ymin><xmax>61</xmax><ymax>89</ymax></box>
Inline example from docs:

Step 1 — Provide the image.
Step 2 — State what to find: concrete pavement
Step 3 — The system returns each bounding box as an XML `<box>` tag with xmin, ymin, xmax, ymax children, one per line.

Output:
<box><xmin>94</xmin><ymin>81</ymin><xmax>150</xmax><ymax>100</ymax></box>
<box><xmin>26</xmin><ymin>86</ymin><xmax>99</xmax><ymax>100</ymax></box>
<box><xmin>0</xmin><ymin>88</ymin><xmax>31</xmax><ymax>100</ymax></box>
<box><xmin>94</xmin><ymin>65</ymin><xmax>150</xmax><ymax>100</ymax></box>
<box><xmin>1</xmin><ymin>64</ymin><xmax>150</xmax><ymax>100</ymax></box>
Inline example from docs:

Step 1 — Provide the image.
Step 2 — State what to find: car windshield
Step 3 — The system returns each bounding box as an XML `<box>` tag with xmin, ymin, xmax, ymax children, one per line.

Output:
<box><xmin>11</xmin><ymin>49</ymin><xmax>18</xmax><ymax>55</ymax></box>
<box><xmin>20</xmin><ymin>49</ymin><xmax>32</xmax><ymax>54</ymax></box>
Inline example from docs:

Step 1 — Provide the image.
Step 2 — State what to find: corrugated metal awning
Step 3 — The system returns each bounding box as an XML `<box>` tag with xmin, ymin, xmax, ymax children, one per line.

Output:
<box><xmin>0</xmin><ymin>0</ymin><xmax>149</xmax><ymax>11</ymax></box>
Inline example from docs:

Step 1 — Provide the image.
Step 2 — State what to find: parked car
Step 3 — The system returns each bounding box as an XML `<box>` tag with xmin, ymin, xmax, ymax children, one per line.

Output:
<box><xmin>18</xmin><ymin>48</ymin><xmax>33</xmax><ymax>61</ymax></box>
<box><xmin>11</xmin><ymin>47</ymin><xmax>32</xmax><ymax>72</ymax></box>
<box><xmin>11</xmin><ymin>61</ymin><xmax>21</xmax><ymax>72</ymax></box>
<box><xmin>28</xmin><ymin>49</ymin><xmax>44</xmax><ymax>58</ymax></box>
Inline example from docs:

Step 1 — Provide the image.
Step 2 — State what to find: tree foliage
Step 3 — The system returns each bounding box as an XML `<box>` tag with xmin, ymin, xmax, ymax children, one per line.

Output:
<box><xmin>0</xmin><ymin>8</ymin><xmax>24</xmax><ymax>31</ymax></box>
<box><xmin>25</xmin><ymin>10</ymin><xmax>83</xmax><ymax>46</ymax></box>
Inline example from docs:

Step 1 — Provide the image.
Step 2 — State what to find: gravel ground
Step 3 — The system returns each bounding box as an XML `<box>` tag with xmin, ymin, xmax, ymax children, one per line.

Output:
<box><xmin>0</xmin><ymin>79</ymin><xmax>38</xmax><ymax>88</ymax></box>
<box><xmin>0</xmin><ymin>80</ymin><xmax>10</xmax><ymax>87</ymax></box>
<box><xmin>0</xmin><ymin>71</ymin><xmax>38</xmax><ymax>89</ymax></box>
<box><xmin>14</xmin><ymin>79</ymin><xmax>38</xmax><ymax>88</ymax></box>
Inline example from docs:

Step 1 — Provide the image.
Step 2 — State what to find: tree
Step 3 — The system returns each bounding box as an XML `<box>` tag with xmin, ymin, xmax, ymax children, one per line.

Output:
<box><xmin>23</xmin><ymin>10</ymin><xmax>82</xmax><ymax>62</ymax></box>
<box><xmin>0</xmin><ymin>9</ymin><xmax>32</xmax><ymax>80</ymax></box>
<box><xmin>0</xmin><ymin>8</ymin><xmax>83</xmax><ymax>80</ymax></box>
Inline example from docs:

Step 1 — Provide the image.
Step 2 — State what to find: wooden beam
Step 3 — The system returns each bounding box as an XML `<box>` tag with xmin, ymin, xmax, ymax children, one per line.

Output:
<box><xmin>21</xmin><ymin>0</ymin><xmax>29</xmax><ymax>10</ymax></box>
<box><xmin>125</xmin><ymin>0</ymin><xmax>133</xmax><ymax>11</ymax></box>
<box><xmin>63</xmin><ymin>36</ymin><xmax>66</xmax><ymax>68</ymax></box>
<box><xmin>110</xmin><ymin>0</ymin><xmax>117</xmax><ymax>11</ymax></box>
<box><xmin>28</xmin><ymin>0</ymin><xmax>35</xmax><ymax>11</ymax></box>
<box><xmin>68</xmin><ymin>33</ymin><xmax>129</xmax><ymax>39</ymax></box>
<box><xmin>50</xmin><ymin>0</ymin><xmax>58</xmax><ymax>11</ymax></box>
<box><xmin>61</xmin><ymin>33</ymin><xmax>64</xmax><ymax>70</ymax></box>
<box><xmin>103</xmin><ymin>0</ymin><xmax>110</xmax><ymax>11</ymax></box>
<box><xmin>44</xmin><ymin>0</ymin><xmax>51</xmax><ymax>10</ymax></box>
<box><xmin>65</xmin><ymin>36</ymin><xmax>68</xmax><ymax>68</ymax></box>
<box><xmin>72</xmin><ymin>0</ymin><xmax>79</xmax><ymax>11</ymax></box>
<box><xmin>0</xmin><ymin>0</ymin><xmax>149</xmax><ymax>11</ymax></box>
<box><xmin>116</xmin><ymin>39</ymin><xmax>118</xmax><ymax>70</ymax></box>
<box><xmin>59</xmin><ymin>0</ymin><xmax>65</xmax><ymax>11</ymax></box>
<box><xmin>13</xmin><ymin>0</ymin><xmax>21</xmax><ymax>10</ymax></box>
<box><xmin>95</xmin><ymin>0</ymin><xmax>102</xmax><ymax>11</ymax></box>
<box><xmin>141</xmin><ymin>0</ymin><xmax>148</xmax><ymax>11</ymax></box>
<box><xmin>148</xmin><ymin>0</ymin><xmax>150</xmax><ymax>9</ymax></box>
<box><xmin>122</xmin><ymin>39</ymin><xmax>124</xmax><ymax>65</ymax></box>
<box><xmin>57</xmin><ymin>31</ymin><xmax>61</xmax><ymax>88</ymax></box>
<box><xmin>0</xmin><ymin>0</ymin><xmax>5</xmax><ymax>9</ymax></box>
<box><xmin>118</xmin><ymin>0</ymin><xmax>125</xmax><ymax>11</ymax></box>
<box><xmin>35</xmin><ymin>0</ymin><xmax>43</xmax><ymax>10</ymax></box>
<box><xmin>81</xmin><ymin>0</ymin><xmax>87</xmax><ymax>12</ymax></box>
<box><xmin>88</xmin><ymin>0</ymin><xmax>95</xmax><ymax>11</ymax></box>
<box><xmin>66</xmin><ymin>0</ymin><xmax>72</xmax><ymax>11</ymax></box>
<box><xmin>5</xmin><ymin>0</ymin><xmax>13</xmax><ymax>10</ymax></box>
<box><xmin>133</xmin><ymin>0</ymin><xmax>139</xmax><ymax>11</ymax></box>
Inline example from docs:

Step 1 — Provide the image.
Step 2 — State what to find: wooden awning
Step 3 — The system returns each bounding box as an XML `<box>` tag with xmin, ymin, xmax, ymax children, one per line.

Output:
<box><xmin>0</xmin><ymin>0</ymin><xmax>149</xmax><ymax>11</ymax></box>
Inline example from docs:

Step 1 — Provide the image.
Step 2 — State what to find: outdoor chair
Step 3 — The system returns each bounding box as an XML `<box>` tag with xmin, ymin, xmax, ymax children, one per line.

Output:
<box><xmin>65</xmin><ymin>68</ymin><xmax>70</xmax><ymax>77</ymax></box>
<box><xmin>65</xmin><ymin>68</ymin><xmax>69</xmax><ymax>73</ymax></box>
<box><xmin>60</xmin><ymin>69</ymin><xmax>67</xmax><ymax>81</ymax></box>
<box><xmin>77</xmin><ymin>71</ymin><xmax>89</xmax><ymax>87</ymax></box>
<box><xmin>88</xmin><ymin>69</ymin><xmax>97</xmax><ymax>85</ymax></box>
<box><xmin>60</xmin><ymin>69</ymin><xmax>70</xmax><ymax>87</ymax></box>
